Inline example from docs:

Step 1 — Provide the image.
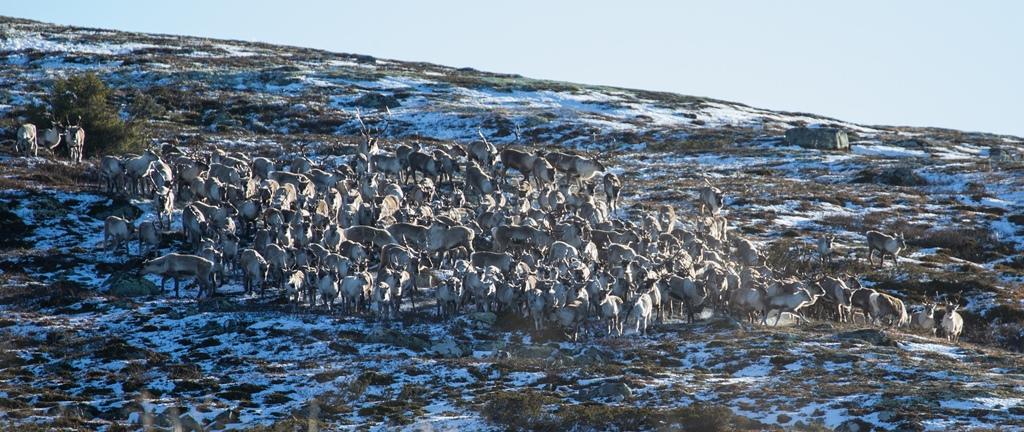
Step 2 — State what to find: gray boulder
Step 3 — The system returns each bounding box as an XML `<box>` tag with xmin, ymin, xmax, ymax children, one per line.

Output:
<box><xmin>366</xmin><ymin>327</ymin><xmax>429</xmax><ymax>352</ymax></box>
<box><xmin>785</xmin><ymin>127</ymin><xmax>850</xmax><ymax>150</ymax></box>
<box><xmin>105</xmin><ymin>273</ymin><xmax>160</xmax><ymax>297</ymax></box>
<box><xmin>836</xmin><ymin>329</ymin><xmax>896</xmax><ymax>347</ymax></box>
<box><xmin>578</xmin><ymin>382</ymin><xmax>633</xmax><ymax>400</ymax></box>
<box><xmin>429</xmin><ymin>339</ymin><xmax>465</xmax><ymax>358</ymax></box>
<box><xmin>461</xmin><ymin>311</ymin><xmax>497</xmax><ymax>330</ymax></box>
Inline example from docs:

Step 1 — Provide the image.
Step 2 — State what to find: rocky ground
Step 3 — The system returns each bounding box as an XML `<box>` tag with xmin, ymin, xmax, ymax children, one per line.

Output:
<box><xmin>1</xmin><ymin>16</ymin><xmax>1023</xmax><ymax>431</ymax></box>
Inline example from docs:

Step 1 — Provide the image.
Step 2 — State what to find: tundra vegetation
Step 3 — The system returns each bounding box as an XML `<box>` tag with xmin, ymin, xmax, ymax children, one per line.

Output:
<box><xmin>0</xmin><ymin>16</ymin><xmax>1023</xmax><ymax>431</ymax></box>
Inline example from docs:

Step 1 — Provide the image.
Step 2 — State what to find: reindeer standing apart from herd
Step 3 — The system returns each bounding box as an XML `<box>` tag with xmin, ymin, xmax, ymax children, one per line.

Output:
<box><xmin>10</xmin><ymin>116</ymin><xmax>85</xmax><ymax>162</ymax></box>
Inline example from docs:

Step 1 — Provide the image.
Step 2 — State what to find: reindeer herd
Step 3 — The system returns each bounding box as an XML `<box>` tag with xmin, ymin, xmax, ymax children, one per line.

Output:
<box><xmin>9</xmin><ymin>113</ymin><xmax>965</xmax><ymax>344</ymax></box>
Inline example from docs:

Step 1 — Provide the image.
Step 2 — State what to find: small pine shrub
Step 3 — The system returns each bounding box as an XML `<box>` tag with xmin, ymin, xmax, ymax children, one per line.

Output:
<box><xmin>45</xmin><ymin>72</ymin><xmax>143</xmax><ymax>156</ymax></box>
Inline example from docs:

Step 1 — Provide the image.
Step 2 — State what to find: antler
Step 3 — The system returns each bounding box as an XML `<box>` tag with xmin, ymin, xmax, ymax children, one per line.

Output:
<box><xmin>377</xmin><ymin>106</ymin><xmax>392</xmax><ymax>139</ymax></box>
<box><xmin>354</xmin><ymin>108</ymin><xmax>370</xmax><ymax>138</ymax></box>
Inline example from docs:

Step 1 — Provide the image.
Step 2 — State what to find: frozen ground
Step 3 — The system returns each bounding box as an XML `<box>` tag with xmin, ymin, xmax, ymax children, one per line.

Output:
<box><xmin>1</xmin><ymin>15</ymin><xmax>1024</xmax><ymax>431</ymax></box>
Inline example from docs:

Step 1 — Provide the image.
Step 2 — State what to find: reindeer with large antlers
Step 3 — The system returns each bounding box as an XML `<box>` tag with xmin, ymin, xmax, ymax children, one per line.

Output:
<box><xmin>354</xmin><ymin>107</ymin><xmax>391</xmax><ymax>158</ymax></box>
<box><xmin>64</xmin><ymin>115</ymin><xmax>85</xmax><ymax>163</ymax></box>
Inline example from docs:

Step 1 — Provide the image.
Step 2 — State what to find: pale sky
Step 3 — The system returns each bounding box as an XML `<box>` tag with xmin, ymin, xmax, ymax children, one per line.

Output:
<box><xmin>3</xmin><ymin>1</ymin><xmax>1022</xmax><ymax>136</ymax></box>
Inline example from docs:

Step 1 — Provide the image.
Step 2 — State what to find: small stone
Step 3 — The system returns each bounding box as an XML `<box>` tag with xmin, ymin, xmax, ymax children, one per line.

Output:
<box><xmin>178</xmin><ymin>414</ymin><xmax>203</xmax><ymax>432</ymax></box>
<box><xmin>463</xmin><ymin>312</ymin><xmax>497</xmax><ymax>329</ymax></box>
<box><xmin>836</xmin><ymin>329</ymin><xmax>896</xmax><ymax>347</ymax></box>
<box><xmin>835</xmin><ymin>418</ymin><xmax>871</xmax><ymax>432</ymax></box>
<box><xmin>429</xmin><ymin>340</ymin><xmax>464</xmax><ymax>358</ymax></box>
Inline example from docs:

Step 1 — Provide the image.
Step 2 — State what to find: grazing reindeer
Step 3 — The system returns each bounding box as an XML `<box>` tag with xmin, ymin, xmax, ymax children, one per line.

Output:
<box><xmin>870</xmin><ymin>292</ymin><xmax>909</xmax><ymax>327</ymax></box>
<box><xmin>942</xmin><ymin>303</ymin><xmax>964</xmax><ymax>343</ymax></box>
<box><xmin>765</xmin><ymin>282</ymin><xmax>825</xmax><ymax>326</ymax></box>
<box><xmin>865</xmin><ymin>231</ymin><xmax>906</xmax><ymax>268</ymax></box>
<box><xmin>141</xmin><ymin>253</ymin><xmax>214</xmax><ymax>298</ymax></box>
<box><xmin>136</xmin><ymin>221</ymin><xmax>160</xmax><ymax>257</ymax></box>
<box><xmin>103</xmin><ymin>216</ymin><xmax>134</xmax><ymax>255</ymax></box>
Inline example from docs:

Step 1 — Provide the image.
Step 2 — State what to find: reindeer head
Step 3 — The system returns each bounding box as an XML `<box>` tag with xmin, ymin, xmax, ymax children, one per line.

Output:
<box><xmin>354</xmin><ymin>107</ymin><xmax>390</xmax><ymax>155</ymax></box>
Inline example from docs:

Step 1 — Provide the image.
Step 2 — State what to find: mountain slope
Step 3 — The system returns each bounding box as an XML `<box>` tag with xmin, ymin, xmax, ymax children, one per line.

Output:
<box><xmin>1</xmin><ymin>16</ymin><xmax>1023</xmax><ymax>431</ymax></box>
<box><xmin>1</xmin><ymin>16</ymin><xmax>1018</xmax><ymax>150</ymax></box>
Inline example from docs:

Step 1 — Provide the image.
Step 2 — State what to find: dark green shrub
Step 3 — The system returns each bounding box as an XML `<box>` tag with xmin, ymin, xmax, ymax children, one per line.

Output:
<box><xmin>126</xmin><ymin>89</ymin><xmax>166</xmax><ymax>120</ymax></box>
<box><xmin>45</xmin><ymin>72</ymin><xmax>143</xmax><ymax>156</ymax></box>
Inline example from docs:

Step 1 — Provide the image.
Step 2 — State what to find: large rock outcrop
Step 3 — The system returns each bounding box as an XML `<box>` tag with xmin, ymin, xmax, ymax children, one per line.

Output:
<box><xmin>785</xmin><ymin>127</ymin><xmax>850</xmax><ymax>150</ymax></box>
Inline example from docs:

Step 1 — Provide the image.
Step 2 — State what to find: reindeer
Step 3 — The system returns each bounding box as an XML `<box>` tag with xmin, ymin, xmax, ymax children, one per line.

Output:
<box><xmin>697</xmin><ymin>180</ymin><xmax>724</xmax><ymax>215</ymax></box>
<box><xmin>603</xmin><ymin>173</ymin><xmax>622</xmax><ymax>212</ymax></box>
<box><xmin>765</xmin><ymin>282</ymin><xmax>825</xmax><ymax>326</ymax></box>
<box><xmin>941</xmin><ymin>302</ymin><xmax>964</xmax><ymax>343</ymax></box>
<box><xmin>498</xmin><ymin>147</ymin><xmax>537</xmax><ymax>183</ymax></box>
<box><xmin>866</xmin><ymin>231</ymin><xmax>906</xmax><ymax>268</ymax></box>
<box><xmin>354</xmin><ymin>107</ymin><xmax>390</xmax><ymax>157</ymax></box>
<box><xmin>103</xmin><ymin>216</ymin><xmax>134</xmax><ymax>255</ymax></box>
<box><xmin>467</xmin><ymin>130</ymin><xmax>498</xmax><ymax>168</ymax></box>
<box><xmin>870</xmin><ymin>291</ymin><xmax>909</xmax><ymax>328</ymax></box>
<box><xmin>136</xmin><ymin>221</ymin><xmax>160</xmax><ymax>257</ymax></box>
<box><xmin>819</xmin><ymin>276</ymin><xmax>853</xmax><ymax>322</ymax></box>
<box><xmin>141</xmin><ymin>253</ymin><xmax>214</xmax><ymax>298</ymax></box>
<box><xmin>100</xmin><ymin>156</ymin><xmax>127</xmax><ymax>194</ymax></box>
<box><xmin>817</xmin><ymin>235</ymin><xmax>835</xmax><ymax>267</ymax></box>
<box><xmin>598</xmin><ymin>292</ymin><xmax>624</xmax><ymax>336</ymax></box>
<box><xmin>911</xmin><ymin>301</ymin><xmax>938</xmax><ymax>336</ymax></box>
<box><xmin>15</xmin><ymin>123</ymin><xmax>37</xmax><ymax>157</ymax></box>
<box><xmin>64</xmin><ymin>116</ymin><xmax>85</xmax><ymax>163</ymax></box>
<box><xmin>41</xmin><ymin>116</ymin><xmax>64</xmax><ymax>151</ymax></box>
<box><xmin>436</xmin><ymin>276</ymin><xmax>463</xmax><ymax>319</ymax></box>
<box><xmin>626</xmin><ymin>292</ymin><xmax>654</xmax><ymax>336</ymax></box>
<box><xmin>239</xmin><ymin>249</ymin><xmax>267</xmax><ymax>295</ymax></box>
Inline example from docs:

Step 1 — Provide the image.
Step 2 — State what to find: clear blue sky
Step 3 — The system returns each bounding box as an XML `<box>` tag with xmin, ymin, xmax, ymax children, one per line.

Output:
<box><xmin>4</xmin><ymin>1</ymin><xmax>1022</xmax><ymax>136</ymax></box>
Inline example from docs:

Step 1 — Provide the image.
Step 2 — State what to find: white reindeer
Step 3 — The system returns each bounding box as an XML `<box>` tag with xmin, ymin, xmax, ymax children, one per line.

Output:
<box><xmin>941</xmin><ymin>303</ymin><xmax>964</xmax><ymax>343</ymax></box>
<box><xmin>598</xmin><ymin>292</ymin><xmax>624</xmax><ymax>336</ymax></box>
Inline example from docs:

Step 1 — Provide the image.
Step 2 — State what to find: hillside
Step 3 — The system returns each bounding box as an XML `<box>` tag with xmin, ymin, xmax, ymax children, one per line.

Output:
<box><xmin>1</xmin><ymin>16</ymin><xmax>1023</xmax><ymax>431</ymax></box>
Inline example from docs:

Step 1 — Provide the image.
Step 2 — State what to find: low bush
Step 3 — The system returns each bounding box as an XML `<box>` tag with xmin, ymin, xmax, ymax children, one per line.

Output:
<box><xmin>479</xmin><ymin>390</ymin><xmax>767</xmax><ymax>431</ymax></box>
